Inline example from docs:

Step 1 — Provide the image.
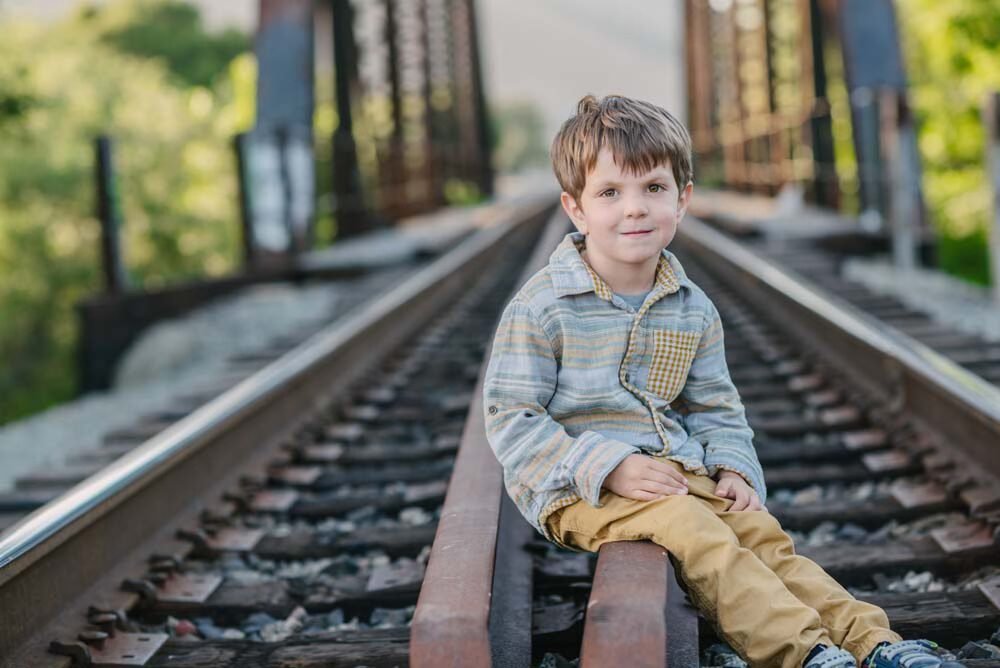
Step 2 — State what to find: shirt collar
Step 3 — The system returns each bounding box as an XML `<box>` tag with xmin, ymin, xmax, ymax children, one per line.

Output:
<box><xmin>548</xmin><ymin>231</ymin><xmax>689</xmax><ymax>301</ymax></box>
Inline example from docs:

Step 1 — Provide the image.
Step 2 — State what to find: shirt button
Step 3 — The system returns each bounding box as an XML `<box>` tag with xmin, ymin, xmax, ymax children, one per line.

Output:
<box><xmin>624</xmin><ymin>373</ymin><xmax>631</xmax><ymax>383</ymax></box>
<box><xmin>488</xmin><ymin>405</ymin><xmax>498</xmax><ymax>415</ymax></box>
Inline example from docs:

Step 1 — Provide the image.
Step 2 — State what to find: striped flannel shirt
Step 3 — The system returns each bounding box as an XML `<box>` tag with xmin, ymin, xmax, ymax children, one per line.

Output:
<box><xmin>483</xmin><ymin>231</ymin><xmax>765</xmax><ymax>542</ymax></box>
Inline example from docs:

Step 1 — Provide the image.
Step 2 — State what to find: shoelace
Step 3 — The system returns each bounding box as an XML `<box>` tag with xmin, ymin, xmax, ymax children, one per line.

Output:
<box><xmin>810</xmin><ymin>647</ymin><xmax>857</xmax><ymax>668</ymax></box>
<box><xmin>878</xmin><ymin>640</ymin><xmax>941</xmax><ymax>668</ymax></box>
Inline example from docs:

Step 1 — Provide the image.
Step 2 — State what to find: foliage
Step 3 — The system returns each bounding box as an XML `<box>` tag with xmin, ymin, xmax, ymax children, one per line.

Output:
<box><xmin>0</xmin><ymin>2</ymin><xmax>253</xmax><ymax>423</ymax></box>
<box><xmin>86</xmin><ymin>0</ymin><xmax>249</xmax><ymax>89</ymax></box>
<box><xmin>897</xmin><ymin>0</ymin><xmax>1000</xmax><ymax>285</ymax></box>
<box><xmin>490</xmin><ymin>101</ymin><xmax>549</xmax><ymax>174</ymax></box>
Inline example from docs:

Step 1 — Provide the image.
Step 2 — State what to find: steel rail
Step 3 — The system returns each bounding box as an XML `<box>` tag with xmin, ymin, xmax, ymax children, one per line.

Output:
<box><xmin>410</xmin><ymin>206</ymin><xmax>572</xmax><ymax>667</ymax></box>
<box><xmin>0</xmin><ymin>194</ymin><xmax>555</xmax><ymax>665</ymax></box>
<box><xmin>678</xmin><ymin>217</ymin><xmax>1000</xmax><ymax>487</ymax></box>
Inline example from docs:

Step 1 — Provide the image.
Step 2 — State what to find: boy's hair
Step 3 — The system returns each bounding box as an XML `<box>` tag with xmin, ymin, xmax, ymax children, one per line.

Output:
<box><xmin>550</xmin><ymin>94</ymin><xmax>693</xmax><ymax>203</ymax></box>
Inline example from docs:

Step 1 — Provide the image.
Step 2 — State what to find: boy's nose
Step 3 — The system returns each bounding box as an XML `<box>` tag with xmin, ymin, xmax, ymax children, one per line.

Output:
<box><xmin>624</xmin><ymin>199</ymin><xmax>648</xmax><ymax>218</ymax></box>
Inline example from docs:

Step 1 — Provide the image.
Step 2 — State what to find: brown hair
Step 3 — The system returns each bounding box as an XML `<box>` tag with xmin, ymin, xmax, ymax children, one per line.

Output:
<box><xmin>550</xmin><ymin>94</ymin><xmax>693</xmax><ymax>202</ymax></box>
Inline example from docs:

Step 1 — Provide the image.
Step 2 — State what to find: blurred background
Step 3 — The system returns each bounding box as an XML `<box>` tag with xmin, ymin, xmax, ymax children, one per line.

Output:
<box><xmin>0</xmin><ymin>0</ymin><xmax>998</xmax><ymax>424</ymax></box>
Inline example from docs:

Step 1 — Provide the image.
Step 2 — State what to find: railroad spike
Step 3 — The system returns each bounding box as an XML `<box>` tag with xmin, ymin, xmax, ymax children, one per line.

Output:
<box><xmin>121</xmin><ymin>578</ymin><xmax>159</xmax><ymax>603</ymax></box>
<box><xmin>176</xmin><ymin>527</ymin><xmax>210</xmax><ymax>549</ymax></box>
<box><xmin>77</xmin><ymin>629</ymin><xmax>108</xmax><ymax>650</ymax></box>
<box><xmin>48</xmin><ymin>640</ymin><xmax>92</xmax><ymax>665</ymax></box>
<box><xmin>86</xmin><ymin>613</ymin><xmax>117</xmax><ymax>637</ymax></box>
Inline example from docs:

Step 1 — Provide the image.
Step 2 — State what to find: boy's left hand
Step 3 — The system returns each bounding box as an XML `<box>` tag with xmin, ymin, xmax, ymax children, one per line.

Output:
<box><xmin>714</xmin><ymin>471</ymin><xmax>764</xmax><ymax>512</ymax></box>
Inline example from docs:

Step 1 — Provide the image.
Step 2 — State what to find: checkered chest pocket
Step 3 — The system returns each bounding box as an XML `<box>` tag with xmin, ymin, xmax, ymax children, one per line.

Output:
<box><xmin>645</xmin><ymin>329</ymin><xmax>701</xmax><ymax>401</ymax></box>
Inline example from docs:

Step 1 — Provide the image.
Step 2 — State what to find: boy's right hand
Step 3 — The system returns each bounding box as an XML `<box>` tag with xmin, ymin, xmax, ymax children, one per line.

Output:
<box><xmin>603</xmin><ymin>454</ymin><xmax>689</xmax><ymax>501</ymax></box>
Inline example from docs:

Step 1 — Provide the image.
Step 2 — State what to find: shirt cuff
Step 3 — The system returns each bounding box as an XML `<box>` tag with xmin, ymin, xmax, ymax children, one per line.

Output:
<box><xmin>564</xmin><ymin>432</ymin><xmax>638</xmax><ymax>507</ymax></box>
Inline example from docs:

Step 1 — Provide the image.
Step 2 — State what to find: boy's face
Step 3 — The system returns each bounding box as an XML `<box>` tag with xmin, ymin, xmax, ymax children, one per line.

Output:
<box><xmin>561</xmin><ymin>147</ymin><xmax>693</xmax><ymax>274</ymax></box>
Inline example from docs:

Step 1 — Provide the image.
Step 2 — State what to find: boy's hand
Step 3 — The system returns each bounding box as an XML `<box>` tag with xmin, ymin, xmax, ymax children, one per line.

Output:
<box><xmin>714</xmin><ymin>471</ymin><xmax>763</xmax><ymax>511</ymax></box>
<box><xmin>603</xmin><ymin>454</ymin><xmax>689</xmax><ymax>501</ymax></box>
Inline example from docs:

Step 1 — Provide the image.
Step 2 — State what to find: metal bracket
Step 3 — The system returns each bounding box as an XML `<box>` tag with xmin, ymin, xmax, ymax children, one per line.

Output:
<box><xmin>177</xmin><ymin>526</ymin><xmax>264</xmax><ymax>552</ymax></box>
<box><xmin>157</xmin><ymin>573</ymin><xmax>223</xmax><ymax>604</ymax></box>
<box><xmin>787</xmin><ymin>373</ymin><xmax>823</xmax><ymax>393</ymax></box>
<box><xmin>841</xmin><ymin>429</ymin><xmax>887</xmax><ymax>451</ymax></box>
<box><xmin>861</xmin><ymin>450</ymin><xmax>911</xmax><ymax>472</ymax></box>
<box><xmin>89</xmin><ymin>632</ymin><xmax>167</xmax><ymax>666</ymax></box>
<box><xmin>977</xmin><ymin>577</ymin><xmax>1000</xmax><ymax>612</ymax></box>
<box><xmin>803</xmin><ymin>389</ymin><xmax>842</xmax><ymax>408</ymax></box>
<box><xmin>204</xmin><ymin>527</ymin><xmax>264</xmax><ymax>552</ymax></box>
<box><xmin>931</xmin><ymin>522</ymin><xmax>996</xmax><ymax>555</ymax></box>
<box><xmin>325</xmin><ymin>422</ymin><xmax>364</xmax><ymax>442</ymax></box>
<box><xmin>772</xmin><ymin>359</ymin><xmax>806</xmax><ymax>377</ymax></box>
<box><xmin>818</xmin><ymin>405</ymin><xmax>861</xmax><ymax>428</ymax></box>
<box><xmin>343</xmin><ymin>404</ymin><xmax>380</xmax><ymax>421</ymax></box>
<box><xmin>890</xmin><ymin>480</ymin><xmax>948</xmax><ymax>509</ymax></box>
<box><xmin>299</xmin><ymin>444</ymin><xmax>345</xmax><ymax>463</ymax></box>
<box><xmin>268</xmin><ymin>465</ymin><xmax>322</xmax><ymax>486</ymax></box>
<box><xmin>250</xmin><ymin>489</ymin><xmax>299</xmax><ymax>512</ymax></box>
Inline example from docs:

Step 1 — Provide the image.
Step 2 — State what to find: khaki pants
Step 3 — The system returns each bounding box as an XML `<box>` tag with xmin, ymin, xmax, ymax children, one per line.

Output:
<box><xmin>545</xmin><ymin>459</ymin><xmax>901</xmax><ymax>668</ymax></box>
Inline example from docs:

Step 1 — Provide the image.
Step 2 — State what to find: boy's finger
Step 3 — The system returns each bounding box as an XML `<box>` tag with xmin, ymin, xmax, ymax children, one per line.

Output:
<box><xmin>629</xmin><ymin>489</ymin><xmax>664</xmax><ymax>502</ymax></box>
<box><xmin>645</xmin><ymin>460</ymin><xmax>688</xmax><ymax>485</ymax></box>
<box><xmin>641</xmin><ymin>469</ymin><xmax>687</xmax><ymax>488</ymax></box>
<box><xmin>639</xmin><ymin>481</ymin><xmax>688</xmax><ymax>496</ymax></box>
<box><xmin>729</xmin><ymin>490</ymin><xmax>750</xmax><ymax>511</ymax></box>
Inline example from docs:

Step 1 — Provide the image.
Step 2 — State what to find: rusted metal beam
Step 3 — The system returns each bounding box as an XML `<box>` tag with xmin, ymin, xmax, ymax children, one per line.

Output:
<box><xmin>580</xmin><ymin>542</ymin><xmax>699</xmax><ymax>668</ymax></box>
<box><xmin>410</xmin><ymin>206</ymin><xmax>567</xmax><ymax>667</ymax></box>
<box><xmin>331</xmin><ymin>0</ymin><xmax>370</xmax><ymax>237</ymax></box>
<box><xmin>983</xmin><ymin>91</ymin><xmax>1000</xmax><ymax>303</ymax></box>
<box><xmin>94</xmin><ymin>135</ymin><xmax>128</xmax><ymax>295</ymax></box>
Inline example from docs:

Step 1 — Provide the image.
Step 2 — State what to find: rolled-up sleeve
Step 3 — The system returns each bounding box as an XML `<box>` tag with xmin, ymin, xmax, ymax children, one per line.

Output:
<box><xmin>679</xmin><ymin>302</ymin><xmax>766</xmax><ymax>503</ymax></box>
<box><xmin>483</xmin><ymin>298</ymin><xmax>637</xmax><ymax>507</ymax></box>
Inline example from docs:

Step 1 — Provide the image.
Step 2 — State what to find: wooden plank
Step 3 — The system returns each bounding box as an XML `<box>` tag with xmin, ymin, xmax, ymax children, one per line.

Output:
<box><xmin>801</xmin><ymin>535</ymin><xmax>1000</xmax><ymax>585</ymax></box>
<box><xmin>146</xmin><ymin>628</ymin><xmax>409</xmax><ymax>667</ymax></box>
<box><xmin>146</xmin><ymin>573</ymin><xmax>421</xmax><ymax>619</ymax></box>
<box><xmin>253</xmin><ymin>523</ymin><xmax>437</xmax><ymax>560</ymax></box>
<box><xmin>769</xmin><ymin>492</ymin><xmax>960</xmax><ymax>531</ymax></box>
<box><xmin>863</xmin><ymin>588</ymin><xmax>1000</xmax><ymax>645</ymax></box>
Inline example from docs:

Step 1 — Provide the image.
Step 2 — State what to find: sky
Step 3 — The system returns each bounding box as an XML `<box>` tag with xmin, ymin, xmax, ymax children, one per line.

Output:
<box><xmin>4</xmin><ymin>0</ymin><xmax>686</xmax><ymax>137</ymax></box>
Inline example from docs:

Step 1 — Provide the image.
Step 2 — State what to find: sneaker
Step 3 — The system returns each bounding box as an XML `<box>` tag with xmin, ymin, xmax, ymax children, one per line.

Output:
<box><xmin>806</xmin><ymin>646</ymin><xmax>858</xmax><ymax>668</ymax></box>
<box><xmin>865</xmin><ymin>640</ymin><xmax>964</xmax><ymax>668</ymax></box>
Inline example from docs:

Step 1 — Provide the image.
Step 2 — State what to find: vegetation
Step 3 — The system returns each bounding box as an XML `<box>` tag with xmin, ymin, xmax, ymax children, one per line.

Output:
<box><xmin>898</xmin><ymin>0</ymin><xmax>1000</xmax><ymax>285</ymax></box>
<box><xmin>0</xmin><ymin>1</ymin><xmax>254</xmax><ymax>423</ymax></box>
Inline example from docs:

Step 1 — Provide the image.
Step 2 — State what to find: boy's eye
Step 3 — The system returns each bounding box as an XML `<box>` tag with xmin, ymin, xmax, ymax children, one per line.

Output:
<box><xmin>599</xmin><ymin>189</ymin><xmax>617</xmax><ymax>197</ymax></box>
<box><xmin>648</xmin><ymin>184</ymin><xmax>666</xmax><ymax>193</ymax></box>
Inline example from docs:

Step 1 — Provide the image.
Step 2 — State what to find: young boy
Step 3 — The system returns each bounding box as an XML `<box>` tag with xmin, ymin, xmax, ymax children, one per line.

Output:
<box><xmin>483</xmin><ymin>95</ymin><xmax>960</xmax><ymax>668</ymax></box>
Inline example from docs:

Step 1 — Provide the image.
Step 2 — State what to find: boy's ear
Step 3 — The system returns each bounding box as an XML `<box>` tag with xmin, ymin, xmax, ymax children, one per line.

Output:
<box><xmin>676</xmin><ymin>182</ymin><xmax>694</xmax><ymax>222</ymax></box>
<box><xmin>560</xmin><ymin>191</ymin><xmax>587</xmax><ymax>235</ymax></box>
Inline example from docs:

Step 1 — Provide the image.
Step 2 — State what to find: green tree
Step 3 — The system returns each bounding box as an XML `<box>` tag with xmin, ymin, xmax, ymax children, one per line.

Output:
<box><xmin>491</xmin><ymin>101</ymin><xmax>549</xmax><ymax>174</ymax></box>
<box><xmin>0</xmin><ymin>3</ymin><xmax>254</xmax><ymax>423</ymax></box>
<box><xmin>85</xmin><ymin>0</ymin><xmax>249</xmax><ymax>89</ymax></box>
<box><xmin>898</xmin><ymin>0</ymin><xmax>1000</xmax><ymax>285</ymax></box>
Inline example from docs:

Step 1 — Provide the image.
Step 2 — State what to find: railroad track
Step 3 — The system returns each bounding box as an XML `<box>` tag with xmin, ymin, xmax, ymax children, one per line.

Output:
<box><xmin>2</xmin><ymin>200</ymin><xmax>1000</xmax><ymax>667</ymax></box>
<box><xmin>416</xmin><ymin>216</ymin><xmax>1000</xmax><ymax>666</ymax></box>
<box><xmin>691</xmin><ymin>201</ymin><xmax>1000</xmax><ymax>389</ymax></box>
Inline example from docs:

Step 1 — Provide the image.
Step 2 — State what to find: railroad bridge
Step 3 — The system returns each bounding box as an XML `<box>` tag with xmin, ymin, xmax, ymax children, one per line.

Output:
<box><xmin>2</xmin><ymin>1</ymin><xmax>1000</xmax><ymax>667</ymax></box>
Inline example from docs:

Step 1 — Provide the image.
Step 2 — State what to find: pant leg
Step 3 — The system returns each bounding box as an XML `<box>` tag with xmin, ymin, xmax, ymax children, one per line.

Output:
<box><xmin>663</xmin><ymin>461</ymin><xmax>903</xmax><ymax>661</ymax></box>
<box><xmin>716</xmin><ymin>499</ymin><xmax>901</xmax><ymax>660</ymax></box>
<box><xmin>551</xmin><ymin>489</ymin><xmax>835</xmax><ymax>668</ymax></box>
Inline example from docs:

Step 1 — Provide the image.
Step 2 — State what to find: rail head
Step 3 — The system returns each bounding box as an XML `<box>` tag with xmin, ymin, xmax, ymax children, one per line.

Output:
<box><xmin>678</xmin><ymin>216</ymin><xmax>1000</xmax><ymax>484</ymax></box>
<box><xmin>410</xmin><ymin>208</ymin><xmax>571</xmax><ymax>667</ymax></box>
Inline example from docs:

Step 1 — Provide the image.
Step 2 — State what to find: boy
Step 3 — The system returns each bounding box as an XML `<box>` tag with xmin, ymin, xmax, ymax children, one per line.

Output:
<box><xmin>483</xmin><ymin>95</ymin><xmax>959</xmax><ymax>668</ymax></box>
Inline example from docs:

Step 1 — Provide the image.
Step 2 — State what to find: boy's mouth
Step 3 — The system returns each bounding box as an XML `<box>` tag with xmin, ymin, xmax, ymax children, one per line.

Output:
<box><xmin>621</xmin><ymin>230</ymin><xmax>653</xmax><ymax>236</ymax></box>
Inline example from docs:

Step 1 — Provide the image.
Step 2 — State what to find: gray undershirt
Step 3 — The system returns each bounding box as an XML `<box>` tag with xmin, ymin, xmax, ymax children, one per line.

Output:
<box><xmin>615</xmin><ymin>291</ymin><xmax>650</xmax><ymax>312</ymax></box>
